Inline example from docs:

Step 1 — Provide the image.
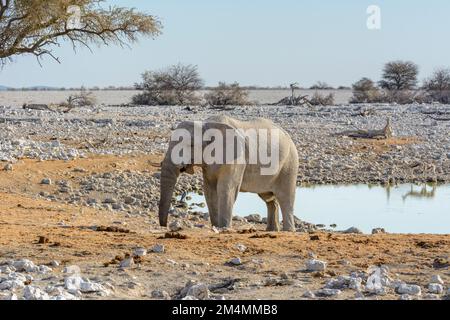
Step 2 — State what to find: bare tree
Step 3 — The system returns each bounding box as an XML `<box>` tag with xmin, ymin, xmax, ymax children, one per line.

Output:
<box><xmin>204</xmin><ymin>82</ymin><xmax>251</xmax><ymax>107</ymax></box>
<box><xmin>133</xmin><ymin>64</ymin><xmax>204</xmax><ymax>106</ymax></box>
<box><xmin>422</xmin><ymin>67</ymin><xmax>450</xmax><ymax>104</ymax></box>
<box><xmin>379</xmin><ymin>61</ymin><xmax>418</xmax><ymax>90</ymax></box>
<box><xmin>0</xmin><ymin>0</ymin><xmax>161</xmax><ymax>65</ymax></box>
<box><xmin>351</xmin><ymin>77</ymin><xmax>382</xmax><ymax>103</ymax></box>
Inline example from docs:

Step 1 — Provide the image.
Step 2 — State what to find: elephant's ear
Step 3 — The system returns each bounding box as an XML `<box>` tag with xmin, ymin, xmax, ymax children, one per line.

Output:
<box><xmin>202</xmin><ymin>122</ymin><xmax>247</xmax><ymax>163</ymax></box>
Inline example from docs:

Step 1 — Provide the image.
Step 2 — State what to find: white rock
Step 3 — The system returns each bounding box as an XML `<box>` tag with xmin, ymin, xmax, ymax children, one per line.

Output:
<box><xmin>151</xmin><ymin>290</ymin><xmax>171</xmax><ymax>300</ymax></box>
<box><xmin>38</xmin><ymin>265</ymin><xmax>52</xmax><ymax>274</ymax></box>
<box><xmin>182</xmin><ymin>295</ymin><xmax>198</xmax><ymax>300</ymax></box>
<box><xmin>396</xmin><ymin>283</ymin><xmax>422</xmax><ymax>296</ymax></box>
<box><xmin>229</xmin><ymin>257</ymin><xmax>242</xmax><ymax>266</ymax></box>
<box><xmin>0</xmin><ymin>279</ymin><xmax>25</xmax><ymax>290</ymax></box>
<box><xmin>234</xmin><ymin>244</ymin><xmax>247</xmax><ymax>252</ymax></box>
<box><xmin>3</xmin><ymin>163</ymin><xmax>13</xmax><ymax>171</ymax></box>
<box><xmin>151</xmin><ymin>244</ymin><xmax>165</xmax><ymax>253</ymax></box>
<box><xmin>41</xmin><ymin>178</ymin><xmax>52</xmax><ymax>185</ymax></box>
<box><xmin>80</xmin><ymin>281</ymin><xmax>109</xmax><ymax>296</ymax></box>
<box><xmin>316</xmin><ymin>288</ymin><xmax>342</xmax><ymax>297</ymax></box>
<box><xmin>24</xmin><ymin>286</ymin><xmax>50</xmax><ymax>300</ymax></box>
<box><xmin>305</xmin><ymin>259</ymin><xmax>327</xmax><ymax>272</ymax></box>
<box><xmin>64</xmin><ymin>275</ymin><xmax>83</xmax><ymax>292</ymax></box>
<box><xmin>0</xmin><ymin>265</ymin><xmax>14</xmax><ymax>274</ymax></box>
<box><xmin>12</xmin><ymin>259</ymin><xmax>38</xmax><ymax>273</ymax></box>
<box><xmin>399</xmin><ymin>294</ymin><xmax>413</xmax><ymax>300</ymax></box>
<box><xmin>133</xmin><ymin>248</ymin><xmax>147</xmax><ymax>257</ymax></box>
<box><xmin>50</xmin><ymin>260</ymin><xmax>60</xmax><ymax>267</ymax></box>
<box><xmin>63</xmin><ymin>265</ymin><xmax>81</xmax><ymax>274</ymax></box>
<box><xmin>428</xmin><ymin>283</ymin><xmax>444</xmax><ymax>294</ymax></box>
<box><xmin>169</xmin><ymin>220</ymin><xmax>183</xmax><ymax>232</ymax></box>
<box><xmin>186</xmin><ymin>283</ymin><xmax>210</xmax><ymax>300</ymax></box>
<box><xmin>430</xmin><ymin>275</ymin><xmax>444</xmax><ymax>285</ymax></box>
<box><xmin>302</xmin><ymin>290</ymin><xmax>316</xmax><ymax>298</ymax></box>
<box><xmin>119</xmin><ymin>257</ymin><xmax>134</xmax><ymax>268</ymax></box>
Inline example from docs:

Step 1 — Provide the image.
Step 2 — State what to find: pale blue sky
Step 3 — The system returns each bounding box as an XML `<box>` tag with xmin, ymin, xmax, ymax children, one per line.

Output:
<box><xmin>1</xmin><ymin>0</ymin><xmax>449</xmax><ymax>88</ymax></box>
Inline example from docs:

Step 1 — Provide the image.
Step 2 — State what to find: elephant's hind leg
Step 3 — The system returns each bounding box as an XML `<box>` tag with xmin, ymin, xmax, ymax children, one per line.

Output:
<box><xmin>259</xmin><ymin>193</ymin><xmax>280</xmax><ymax>232</ymax></box>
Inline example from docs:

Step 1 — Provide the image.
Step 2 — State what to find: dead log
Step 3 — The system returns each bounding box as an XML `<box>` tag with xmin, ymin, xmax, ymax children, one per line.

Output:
<box><xmin>336</xmin><ymin>118</ymin><xmax>393</xmax><ymax>139</ymax></box>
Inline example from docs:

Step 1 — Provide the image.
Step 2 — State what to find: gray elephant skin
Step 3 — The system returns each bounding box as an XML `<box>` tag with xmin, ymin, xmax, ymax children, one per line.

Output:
<box><xmin>158</xmin><ymin>115</ymin><xmax>299</xmax><ymax>232</ymax></box>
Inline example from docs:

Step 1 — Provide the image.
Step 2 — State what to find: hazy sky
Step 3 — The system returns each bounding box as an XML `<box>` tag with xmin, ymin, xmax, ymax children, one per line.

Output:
<box><xmin>1</xmin><ymin>0</ymin><xmax>449</xmax><ymax>88</ymax></box>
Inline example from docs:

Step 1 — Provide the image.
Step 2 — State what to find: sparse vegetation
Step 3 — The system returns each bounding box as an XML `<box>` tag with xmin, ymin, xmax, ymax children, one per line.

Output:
<box><xmin>0</xmin><ymin>0</ymin><xmax>161</xmax><ymax>66</ymax></box>
<box><xmin>422</xmin><ymin>68</ymin><xmax>450</xmax><ymax>104</ymax></box>
<box><xmin>204</xmin><ymin>82</ymin><xmax>251</xmax><ymax>106</ymax></box>
<box><xmin>132</xmin><ymin>64</ymin><xmax>203</xmax><ymax>106</ymax></box>
<box><xmin>309</xmin><ymin>81</ymin><xmax>334</xmax><ymax>90</ymax></box>
<box><xmin>309</xmin><ymin>92</ymin><xmax>335</xmax><ymax>106</ymax></box>
<box><xmin>378</xmin><ymin>61</ymin><xmax>419</xmax><ymax>104</ymax></box>
<box><xmin>351</xmin><ymin>78</ymin><xmax>382</xmax><ymax>103</ymax></box>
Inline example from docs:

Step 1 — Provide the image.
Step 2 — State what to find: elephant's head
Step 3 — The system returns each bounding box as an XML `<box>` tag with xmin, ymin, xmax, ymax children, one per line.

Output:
<box><xmin>158</xmin><ymin>120</ymin><xmax>242</xmax><ymax>227</ymax></box>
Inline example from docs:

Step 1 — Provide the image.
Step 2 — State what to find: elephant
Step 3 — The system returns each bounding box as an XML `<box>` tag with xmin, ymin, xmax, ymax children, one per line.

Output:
<box><xmin>158</xmin><ymin>115</ymin><xmax>299</xmax><ymax>232</ymax></box>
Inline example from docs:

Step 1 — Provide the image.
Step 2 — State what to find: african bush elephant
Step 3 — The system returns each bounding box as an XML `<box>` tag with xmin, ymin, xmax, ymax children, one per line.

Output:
<box><xmin>158</xmin><ymin>115</ymin><xmax>299</xmax><ymax>232</ymax></box>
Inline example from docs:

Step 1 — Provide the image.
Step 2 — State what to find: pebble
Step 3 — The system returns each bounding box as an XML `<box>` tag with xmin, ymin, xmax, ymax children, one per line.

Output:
<box><xmin>151</xmin><ymin>290</ymin><xmax>171</xmax><ymax>300</ymax></box>
<box><xmin>396</xmin><ymin>283</ymin><xmax>422</xmax><ymax>296</ymax></box>
<box><xmin>302</xmin><ymin>290</ymin><xmax>316</xmax><ymax>298</ymax></box>
<box><xmin>119</xmin><ymin>257</ymin><xmax>135</xmax><ymax>268</ymax></box>
<box><xmin>169</xmin><ymin>220</ymin><xmax>183</xmax><ymax>232</ymax></box>
<box><xmin>229</xmin><ymin>258</ymin><xmax>242</xmax><ymax>266</ymax></box>
<box><xmin>316</xmin><ymin>288</ymin><xmax>342</xmax><ymax>297</ymax></box>
<box><xmin>3</xmin><ymin>163</ymin><xmax>13</xmax><ymax>171</ymax></box>
<box><xmin>234</xmin><ymin>244</ymin><xmax>247</xmax><ymax>252</ymax></box>
<box><xmin>40</xmin><ymin>178</ymin><xmax>52</xmax><ymax>185</ymax></box>
<box><xmin>133</xmin><ymin>248</ymin><xmax>147</xmax><ymax>257</ymax></box>
<box><xmin>63</xmin><ymin>265</ymin><xmax>81</xmax><ymax>274</ymax></box>
<box><xmin>428</xmin><ymin>283</ymin><xmax>444</xmax><ymax>294</ymax></box>
<box><xmin>305</xmin><ymin>259</ymin><xmax>327</xmax><ymax>272</ymax></box>
<box><xmin>151</xmin><ymin>244</ymin><xmax>165</xmax><ymax>253</ymax></box>
<box><xmin>430</xmin><ymin>275</ymin><xmax>444</xmax><ymax>285</ymax></box>
<box><xmin>24</xmin><ymin>286</ymin><xmax>50</xmax><ymax>300</ymax></box>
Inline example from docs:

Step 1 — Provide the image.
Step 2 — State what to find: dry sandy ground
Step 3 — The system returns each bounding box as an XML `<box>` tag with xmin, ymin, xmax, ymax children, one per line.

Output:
<box><xmin>1</xmin><ymin>155</ymin><xmax>449</xmax><ymax>300</ymax></box>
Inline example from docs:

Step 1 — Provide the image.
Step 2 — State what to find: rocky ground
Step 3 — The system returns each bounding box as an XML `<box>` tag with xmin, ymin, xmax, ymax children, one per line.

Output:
<box><xmin>0</xmin><ymin>102</ymin><xmax>449</xmax><ymax>300</ymax></box>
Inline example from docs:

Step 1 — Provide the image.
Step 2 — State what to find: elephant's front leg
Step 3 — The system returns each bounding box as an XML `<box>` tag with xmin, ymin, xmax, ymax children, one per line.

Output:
<box><xmin>203</xmin><ymin>175</ymin><xmax>219</xmax><ymax>227</ymax></box>
<box><xmin>216</xmin><ymin>179</ymin><xmax>240</xmax><ymax>229</ymax></box>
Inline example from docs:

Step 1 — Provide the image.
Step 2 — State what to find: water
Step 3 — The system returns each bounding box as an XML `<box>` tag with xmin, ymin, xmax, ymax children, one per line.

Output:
<box><xmin>185</xmin><ymin>184</ymin><xmax>450</xmax><ymax>234</ymax></box>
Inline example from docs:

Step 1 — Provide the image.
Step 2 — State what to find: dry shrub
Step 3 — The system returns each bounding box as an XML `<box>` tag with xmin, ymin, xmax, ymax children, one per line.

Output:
<box><xmin>309</xmin><ymin>92</ymin><xmax>335</xmax><ymax>106</ymax></box>
<box><xmin>204</xmin><ymin>82</ymin><xmax>251</xmax><ymax>106</ymax></box>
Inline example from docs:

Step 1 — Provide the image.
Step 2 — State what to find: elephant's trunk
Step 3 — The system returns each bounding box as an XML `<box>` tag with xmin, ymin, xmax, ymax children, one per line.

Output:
<box><xmin>158</xmin><ymin>160</ymin><xmax>180</xmax><ymax>227</ymax></box>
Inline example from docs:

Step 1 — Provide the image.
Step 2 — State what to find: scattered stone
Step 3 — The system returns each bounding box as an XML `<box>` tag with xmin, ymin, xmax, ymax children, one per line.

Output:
<box><xmin>151</xmin><ymin>290</ymin><xmax>171</xmax><ymax>300</ymax></box>
<box><xmin>151</xmin><ymin>244</ymin><xmax>165</xmax><ymax>253</ymax></box>
<box><xmin>302</xmin><ymin>290</ymin><xmax>316</xmax><ymax>298</ymax></box>
<box><xmin>63</xmin><ymin>265</ymin><xmax>81</xmax><ymax>274</ymax></box>
<box><xmin>428</xmin><ymin>283</ymin><xmax>444</xmax><ymax>294</ymax></box>
<box><xmin>396</xmin><ymin>283</ymin><xmax>422</xmax><ymax>296</ymax></box>
<box><xmin>245</xmin><ymin>214</ymin><xmax>262</xmax><ymax>223</ymax></box>
<box><xmin>12</xmin><ymin>259</ymin><xmax>38</xmax><ymax>273</ymax></box>
<box><xmin>430</xmin><ymin>275</ymin><xmax>444</xmax><ymax>285</ymax></box>
<box><xmin>50</xmin><ymin>260</ymin><xmax>60</xmax><ymax>267</ymax></box>
<box><xmin>133</xmin><ymin>248</ymin><xmax>147</xmax><ymax>257</ymax></box>
<box><xmin>234</xmin><ymin>244</ymin><xmax>247</xmax><ymax>252</ymax></box>
<box><xmin>119</xmin><ymin>257</ymin><xmax>135</xmax><ymax>268</ymax></box>
<box><xmin>180</xmin><ymin>281</ymin><xmax>210</xmax><ymax>300</ymax></box>
<box><xmin>316</xmin><ymin>288</ymin><xmax>342</xmax><ymax>297</ymax></box>
<box><xmin>3</xmin><ymin>163</ymin><xmax>13</xmax><ymax>171</ymax></box>
<box><xmin>305</xmin><ymin>259</ymin><xmax>327</xmax><ymax>272</ymax></box>
<box><xmin>40</xmin><ymin>178</ymin><xmax>52</xmax><ymax>185</ymax></box>
<box><xmin>24</xmin><ymin>286</ymin><xmax>50</xmax><ymax>300</ymax></box>
<box><xmin>229</xmin><ymin>258</ymin><xmax>242</xmax><ymax>266</ymax></box>
<box><xmin>169</xmin><ymin>220</ymin><xmax>183</xmax><ymax>232</ymax></box>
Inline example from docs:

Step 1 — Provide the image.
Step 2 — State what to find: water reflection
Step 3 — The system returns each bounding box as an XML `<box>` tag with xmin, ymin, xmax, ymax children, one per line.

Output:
<box><xmin>184</xmin><ymin>184</ymin><xmax>450</xmax><ymax>234</ymax></box>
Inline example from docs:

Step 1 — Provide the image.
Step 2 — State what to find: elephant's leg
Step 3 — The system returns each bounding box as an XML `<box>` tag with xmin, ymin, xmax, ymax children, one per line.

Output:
<box><xmin>203</xmin><ymin>175</ymin><xmax>219</xmax><ymax>227</ymax></box>
<box><xmin>275</xmin><ymin>184</ymin><xmax>296</xmax><ymax>232</ymax></box>
<box><xmin>258</xmin><ymin>193</ymin><xmax>280</xmax><ymax>232</ymax></box>
<box><xmin>216</xmin><ymin>180</ymin><xmax>240</xmax><ymax>228</ymax></box>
